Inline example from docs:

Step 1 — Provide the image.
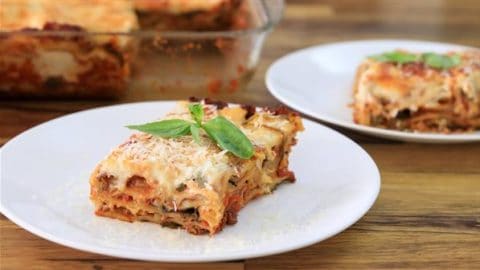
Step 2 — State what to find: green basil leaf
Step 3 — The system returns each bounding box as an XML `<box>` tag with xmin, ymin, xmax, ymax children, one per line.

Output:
<box><xmin>202</xmin><ymin>116</ymin><xmax>254</xmax><ymax>159</ymax></box>
<box><xmin>188</xmin><ymin>103</ymin><xmax>204</xmax><ymax>125</ymax></box>
<box><xmin>190</xmin><ymin>124</ymin><xmax>201</xmax><ymax>144</ymax></box>
<box><xmin>126</xmin><ymin>119</ymin><xmax>191</xmax><ymax>138</ymax></box>
<box><xmin>369</xmin><ymin>51</ymin><xmax>418</xmax><ymax>64</ymax></box>
<box><xmin>422</xmin><ymin>53</ymin><xmax>461</xmax><ymax>69</ymax></box>
<box><xmin>368</xmin><ymin>54</ymin><xmax>390</xmax><ymax>62</ymax></box>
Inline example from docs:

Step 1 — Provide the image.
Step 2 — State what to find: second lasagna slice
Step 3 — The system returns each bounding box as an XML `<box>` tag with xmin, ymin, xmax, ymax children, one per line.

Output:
<box><xmin>90</xmin><ymin>100</ymin><xmax>303</xmax><ymax>235</ymax></box>
<box><xmin>353</xmin><ymin>50</ymin><xmax>480</xmax><ymax>133</ymax></box>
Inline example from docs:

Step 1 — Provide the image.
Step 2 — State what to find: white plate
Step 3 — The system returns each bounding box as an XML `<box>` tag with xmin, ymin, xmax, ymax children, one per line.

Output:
<box><xmin>266</xmin><ymin>39</ymin><xmax>480</xmax><ymax>143</ymax></box>
<box><xmin>0</xmin><ymin>101</ymin><xmax>380</xmax><ymax>262</ymax></box>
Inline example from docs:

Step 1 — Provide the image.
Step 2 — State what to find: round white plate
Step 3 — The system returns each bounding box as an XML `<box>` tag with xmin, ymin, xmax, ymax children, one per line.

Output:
<box><xmin>266</xmin><ymin>39</ymin><xmax>480</xmax><ymax>143</ymax></box>
<box><xmin>0</xmin><ymin>101</ymin><xmax>380</xmax><ymax>262</ymax></box>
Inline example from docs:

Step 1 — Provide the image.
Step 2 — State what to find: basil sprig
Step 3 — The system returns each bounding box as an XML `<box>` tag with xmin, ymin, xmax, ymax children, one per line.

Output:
<box><xmin>126</xmin><ymin>119</ymin><xmax>191</xmax><ymax>138</ymax></box>
<box><xmin>188</xmin><ymin>103</ymin><xmax>204</xmax><ymax>125</ymax></box>
<box><xmin>369</xmin><ymin>51</ymin><xmax>418</xmax><ymax>64</ymax></box>
<box><xmin>369</xmin><ymin>51</ymin><xmax>462</xmax><ymax>69</ymax></box>
<box><xmin>202</xmin><ymin>116</ymin><xmax>254</xmax><ymax>159</ymax></box>
<box><xmin>421</xmin><ymin>53</ymin><xmax>461</xmax><ymax>69</ymax></box>
<box><xmin>126</xmin><ymin>103</ymin><xmax>254</xmax><ymax>159</ymax></box>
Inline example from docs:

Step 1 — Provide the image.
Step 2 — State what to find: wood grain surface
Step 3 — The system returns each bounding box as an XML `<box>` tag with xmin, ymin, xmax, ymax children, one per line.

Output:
<box><xmin>1</xmin><ymin>0</ymin><xmax>480</xmax><ymax>269</ymax></box>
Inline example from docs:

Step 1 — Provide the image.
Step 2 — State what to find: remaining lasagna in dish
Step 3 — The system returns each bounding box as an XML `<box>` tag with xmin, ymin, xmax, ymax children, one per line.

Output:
<box><xmin>89</xmin><ymin>99</ymin><xmax>303</xmax><ymax>235</ymax></box>
<box><xmin>134</xmin><ymin>0</ymin><xmax>243</xmax><ymax>30</ymax></box>
<box><xmin>353</xmin><ymin>50</ymin><xmax>480</xmax><ymax>133</ymax></box>
<box><xmin>0</xmin><ymin>0</ymin><xmax>138</xmax><ymax>98</ymax></box>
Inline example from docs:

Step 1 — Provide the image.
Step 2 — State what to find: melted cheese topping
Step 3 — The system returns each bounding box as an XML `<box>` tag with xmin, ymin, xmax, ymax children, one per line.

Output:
<box><xmin>0</xmin><ymin>0</ymin><xmax>138</xmax><ymax>32</ymax></box>
<box><xmin>101</xmin><ymin>134</ymin><xmax>232</xmax><ymax>195</ymax></box>
<box><xmin>94</xmin><ymin>102</ymin><xmax>301</xmax><ymax>199</ymax></box>
<box><xmin>134</xmin><ymin>0</ymin><xmax>226</xmax><ymax>14</ymax></box>
<box><xmin>458</xmin><ymin>51</ymin><xmax>480</xmax><ymax>101</ymax></box>
<box><xmin>32</xmin><ymin>50</ymin><xmax>79</xmax><ymax>81</ymax></box>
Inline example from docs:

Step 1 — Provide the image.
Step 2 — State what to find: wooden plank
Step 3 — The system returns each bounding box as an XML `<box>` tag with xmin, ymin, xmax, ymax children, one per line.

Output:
<box><xmin>0</xmin><ymin>217</ymin><xmax>243</xmax><ymax>270</ymax></box>
<box><xmin>246</xmin><ymin>230</ymin><xmax>479</xmax><ymax>270</ymax></box>
<box><xmin>3</xmin><ymin>260</ymin><xmax>243</xmax><ymax>270</ymax></box>
<box><xmin>363</xmin><ymin>144</ymin><xmax>480</xmax><ymax>174</ymax></box>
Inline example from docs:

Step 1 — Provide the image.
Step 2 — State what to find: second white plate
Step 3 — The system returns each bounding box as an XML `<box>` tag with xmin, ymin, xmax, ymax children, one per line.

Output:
<box><xmin>266</xmin><ymin>39</ymin><xmax>480</xmax><ymax>143</ymax></box>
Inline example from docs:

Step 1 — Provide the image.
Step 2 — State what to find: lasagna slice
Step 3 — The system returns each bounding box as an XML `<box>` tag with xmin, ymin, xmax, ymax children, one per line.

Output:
<box><xmin>89</xmin><ymin>100</ymin><xmax>303</xmax><ymax>235</ymax></box>
<box><xmin>353</xmin><ymin>50</ymin><xmax>480</xmax><ymax>133</ymax></box>
<box><xmin>134</xmin><ymin>0</ymin><xmax>244</xmax><ymax>31</ymax></box>
<box><xmin>0</xmin><ymin>0</ymin><xmax>138</xmax><ymax>98</ymax></box>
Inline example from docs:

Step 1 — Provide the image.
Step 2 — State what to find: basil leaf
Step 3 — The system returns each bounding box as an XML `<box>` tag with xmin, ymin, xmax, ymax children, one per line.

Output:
<box><xmin>369</xmin><ymin>51</ymin><xmax>418</xmax><ymax>64</ymax></box>
<box><xmin>190</xmin><ymin>124</ymin><xmax>201</xmax><ymax>144</ymax></box>
<box><xmin>203</xmin><ymin>116</ymin><xmax>254</xmax><ymax>159</ymax></box>
<box><xmin>422</xmin><ymin>53</ymin><xmax>461</xmax><ymax>69</ymax></box>
<box><xmin>126</xmin><ymin>119</ymin><xmax>191</xmax><ymax>138</ymax></box>
<box><xmin>188</xmin><ymin>103</ymin><xmax>204</xmax><ymax>125</ymax></box>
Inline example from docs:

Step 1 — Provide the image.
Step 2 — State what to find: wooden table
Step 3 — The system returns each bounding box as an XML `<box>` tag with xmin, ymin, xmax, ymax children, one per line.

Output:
<box><xmin>1</xmin><ymin>0</ymin><xmax>479</xmax><ymax>269</ymax></box>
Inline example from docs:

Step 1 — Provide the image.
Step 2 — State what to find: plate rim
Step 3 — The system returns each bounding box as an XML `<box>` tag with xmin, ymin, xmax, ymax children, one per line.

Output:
<box><xmin>0</xmin><ymin>101</ymin><xmax>381</xmax><ymax>262</ymax></box>
<box><xmin>266</xmin><ymin>39</ymin><xmax>480</xmax><ymax>143</ymax></box>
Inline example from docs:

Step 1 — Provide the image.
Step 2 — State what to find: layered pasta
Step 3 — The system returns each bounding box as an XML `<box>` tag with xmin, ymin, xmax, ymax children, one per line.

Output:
<box><xmin>353</xmin><ymin>50</ymin><xmax>480</xmax><ymax>133</ymax></box>
<box><xmin>0</xmin><ymin>0</ymin><xmax>138</xmax><ymax>98</ymax></box>
<box><xmin>90</xmin><ymin>100</ymin><xmax>303</xmax><ymax>234</ymax></box>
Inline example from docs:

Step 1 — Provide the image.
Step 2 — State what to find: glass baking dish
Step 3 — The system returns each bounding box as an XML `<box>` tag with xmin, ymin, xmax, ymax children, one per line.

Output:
<box><xmin>0</xmin><ymin>0</ymin><xmax>284</xmax><ymax>100</ymax></box>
